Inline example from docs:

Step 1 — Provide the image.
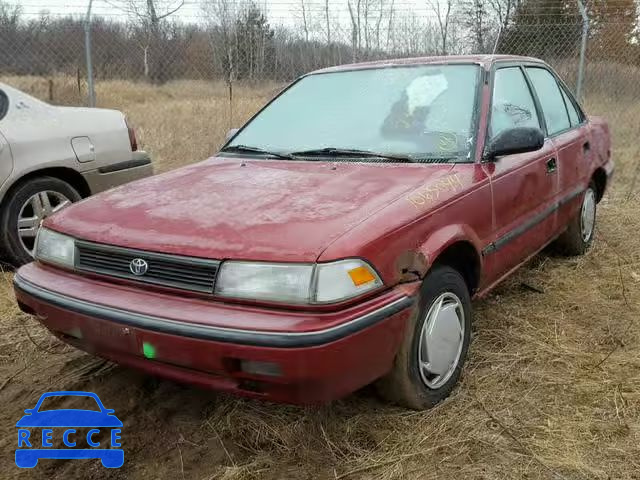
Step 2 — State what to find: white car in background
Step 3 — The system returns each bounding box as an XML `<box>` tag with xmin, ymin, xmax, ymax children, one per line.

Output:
<box><xmin>0</xmin><ymin>82</ymin><xmax>153</xmax><ymax>266</ymax></box>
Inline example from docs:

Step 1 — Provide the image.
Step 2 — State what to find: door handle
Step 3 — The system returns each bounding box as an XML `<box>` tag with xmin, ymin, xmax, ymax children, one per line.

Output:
<box><xmin>546</xmin><ymin>157</ymin><xmax>557</xmax><ymax>174</ymax></box>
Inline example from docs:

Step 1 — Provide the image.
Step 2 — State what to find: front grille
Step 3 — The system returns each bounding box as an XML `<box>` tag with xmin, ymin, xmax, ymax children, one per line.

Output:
<box><xmin>75</xmin><ymin>240</ymin><xmax>220</xmax><ymax>294</ymax></box>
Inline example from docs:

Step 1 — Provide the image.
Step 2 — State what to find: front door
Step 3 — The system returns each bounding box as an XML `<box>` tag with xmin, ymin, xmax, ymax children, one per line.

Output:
<box><xmin>482</xmin><ymin>65</ymin><xmax>560</xmax><ymax>283</ymax></box>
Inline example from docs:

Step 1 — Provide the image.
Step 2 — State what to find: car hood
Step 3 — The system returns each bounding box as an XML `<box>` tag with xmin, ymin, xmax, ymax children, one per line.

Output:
<box><xmin>16</xmin><ymin>410</ymin><xmax>123</xmax><ymax>427</ymax></box>
<box><xmin>46</xmin><ymin>157</ymin><xmax>455</xmax><ymax>262</ymax></box>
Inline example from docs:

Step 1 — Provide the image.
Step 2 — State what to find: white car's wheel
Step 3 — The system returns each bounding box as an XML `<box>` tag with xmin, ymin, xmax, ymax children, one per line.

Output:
<box><xmin>1</xmin><ymin>176</ymin><xmax>81</xmax><ymax>266</ymax></box>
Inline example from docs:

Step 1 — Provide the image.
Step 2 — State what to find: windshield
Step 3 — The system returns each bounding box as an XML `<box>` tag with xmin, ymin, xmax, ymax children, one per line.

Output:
<box><xmin>37</xmin><ymin>395</ymin><xmax>101</xmax><ymax>412</ymax></box>
<box><xmin>227</xmin><ymin>64</ymin><xmax>481</xmax><ymax>162</ymax></box>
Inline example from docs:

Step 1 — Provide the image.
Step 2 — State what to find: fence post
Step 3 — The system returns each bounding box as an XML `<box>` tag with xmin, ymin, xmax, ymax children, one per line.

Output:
<box><xmin>84</xmin><ymin>0</ymin><xmax>96</xmax><ymax>107</ymax></box>
<box><xmin>576</xmin><ymin>0</ymin><xmax>589</xmax><ymax>101</ymax></box>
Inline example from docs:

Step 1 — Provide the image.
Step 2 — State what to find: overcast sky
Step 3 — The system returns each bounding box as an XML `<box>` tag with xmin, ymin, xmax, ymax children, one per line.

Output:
<box><xmin>6</xmin><ymin>0</ymin><xmax>439</xmax><ymax>27</ymax></box>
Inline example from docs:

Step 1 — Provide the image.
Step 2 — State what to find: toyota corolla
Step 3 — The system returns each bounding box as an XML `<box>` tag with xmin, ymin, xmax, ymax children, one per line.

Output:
<box><xmin>13</xmin><ymin>55</ymin><xmax>613</xmax><ymax>409</ymax></box>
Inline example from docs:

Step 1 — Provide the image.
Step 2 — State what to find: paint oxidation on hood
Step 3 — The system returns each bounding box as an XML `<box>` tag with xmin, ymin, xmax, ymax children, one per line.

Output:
<box><xmin>45</xmin><ymin>157</ymin><xmax>457</xmax><ymax>262</ymax></box>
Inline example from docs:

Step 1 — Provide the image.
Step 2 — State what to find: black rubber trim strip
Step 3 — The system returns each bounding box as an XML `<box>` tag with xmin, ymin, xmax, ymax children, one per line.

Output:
<box><xmin>13</xmin><ymin>275</ymin><xmax>414</xmax><ymax>348</ymax></box>
<box><xmin>482</xmin><ymin>186</ymin><xmax>585</xmax><ymax>256</ymax></box>
<box><xmin>98</xmin><ymin>157</ymin><xmax>151</xmax><ymax>174</ymax></box>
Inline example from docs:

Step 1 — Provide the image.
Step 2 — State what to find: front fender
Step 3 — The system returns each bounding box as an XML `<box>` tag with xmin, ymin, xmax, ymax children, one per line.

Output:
<box><xmin>417</xmin><ymin>224</ymin><xmax>484</xmax><ymax>269</ymax></box>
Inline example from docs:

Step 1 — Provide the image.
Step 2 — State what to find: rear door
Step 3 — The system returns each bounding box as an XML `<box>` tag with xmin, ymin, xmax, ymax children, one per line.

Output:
<box><xmin>525</xmin><ymin>66</ymin><xmax>590</xmax><ymax>228</ymax></box>
<box><xmin>482</xmin><ymin>64</ymin><xmax>560</xmax><ymax>281</ymax></box>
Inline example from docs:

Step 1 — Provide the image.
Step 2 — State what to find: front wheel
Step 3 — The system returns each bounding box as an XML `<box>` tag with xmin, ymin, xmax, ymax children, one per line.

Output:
<box><xmin>376</xmin><ymin>266</ymin><xmax>472</xmax><ymax>409</ymax></box>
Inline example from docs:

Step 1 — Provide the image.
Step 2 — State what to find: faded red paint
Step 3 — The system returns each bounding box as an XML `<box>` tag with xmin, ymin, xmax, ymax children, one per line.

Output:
<box><xmin>15</xmin><ymin>55</ymin><xmax>614</xmax><ymax>404</ymax></box>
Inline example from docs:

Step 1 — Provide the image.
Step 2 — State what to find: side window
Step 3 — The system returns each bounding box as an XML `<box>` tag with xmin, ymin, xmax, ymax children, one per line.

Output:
<box><xmin>526</xmin><ymin>67</ymin><xmax>571</xmax><ymax>135</ymax></box>
<box><xmin>560</xmin><ymin>87</ymin><xmax>581</xmax><ymax>126</ymax></box>
<box><xmin>490</xmin><ymin>67</ymin><xmax>540</xmax><ymax>139</ymax></box>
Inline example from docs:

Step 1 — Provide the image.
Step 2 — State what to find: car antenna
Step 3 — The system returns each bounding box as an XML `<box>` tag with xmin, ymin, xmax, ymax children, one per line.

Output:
<box><xmin>492</xmin><ymin>24</ymin><xmax>503</xmax><ymax>56</ymax></box>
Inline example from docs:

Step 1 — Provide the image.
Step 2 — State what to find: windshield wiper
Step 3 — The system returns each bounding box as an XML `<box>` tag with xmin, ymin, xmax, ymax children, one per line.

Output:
<box><xmin>290</xmin><ymin>147</ymin><xmax>415</xmax><ymax>162</ymax></box>
<box><xmin>220</xmin><ymin>144</ymin><xmax>296</xmax><ymax>160</ymax></box>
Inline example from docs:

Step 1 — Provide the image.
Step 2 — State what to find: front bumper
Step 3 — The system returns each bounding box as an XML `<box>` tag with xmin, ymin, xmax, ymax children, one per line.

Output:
<box><xmin>14</xmin><ymin>263</ymin><xmax>415</xmax><ymax>404</ymax></box>
<box><xmin>82</xmin><ymin>151</ymin><xmax>153</xmax><ymax>195</ymax></box>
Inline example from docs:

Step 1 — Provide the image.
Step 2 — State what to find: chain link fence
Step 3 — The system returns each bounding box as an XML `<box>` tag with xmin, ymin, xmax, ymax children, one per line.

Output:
<box><xmin>0</xmin><ymin>0</ymin><xmax>638</xmax><ymax>180</ymax></box>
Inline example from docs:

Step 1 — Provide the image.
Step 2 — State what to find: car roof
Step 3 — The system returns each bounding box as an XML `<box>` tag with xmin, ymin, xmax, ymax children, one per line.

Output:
<box><xmin>310</xmin><ymin>55</ymin><xmax>545</xmax><ymax>75</ymax></box>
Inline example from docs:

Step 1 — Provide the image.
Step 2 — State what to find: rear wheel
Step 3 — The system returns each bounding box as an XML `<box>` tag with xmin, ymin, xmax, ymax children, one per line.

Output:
<box><xmin>376</xmin><ymin>265</ymin><xmax>472</xmax><ymax>409</ymax></box>
<box><xmin>554</xmin><ymin>183</ymin><xmax>597</xmax><ymax>256</ymax></box>
<box><xmin>0</xmin><ymin>177</ymin><xmax>81</xmax><ymax>266</ymax></box>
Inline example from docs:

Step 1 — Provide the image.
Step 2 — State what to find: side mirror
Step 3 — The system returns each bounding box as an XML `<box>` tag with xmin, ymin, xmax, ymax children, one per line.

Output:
<box><xmin>225</xmin><ymin>128</ymin><xmax>239</xmax><ymax>142</ymax></box>
<box><xmin>24</xmin><ymin>409</ymin><xmax>34</xmax><ymax>414</ymax></box>
<box><xmin>483</xmin><ymin>127</ymin><xmax>544</xmax><ymax>161</ymax></box>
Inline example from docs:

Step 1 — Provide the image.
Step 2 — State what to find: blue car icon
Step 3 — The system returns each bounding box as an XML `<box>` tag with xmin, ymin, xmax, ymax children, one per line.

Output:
<box><xmin>16</xmin><ymin>391</ymin><xmax>123</xmax><ymax>468</ymax></box>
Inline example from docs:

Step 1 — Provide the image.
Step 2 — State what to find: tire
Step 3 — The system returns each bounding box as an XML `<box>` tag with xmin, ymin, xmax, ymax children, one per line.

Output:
<box><xmin>554</xmin><ymin>182</ymin><xmax>597</xmax><ymax>256</ymax></box>
<box><xmin>0</xmin><ymin>176</ymin><xmax>81</xmax><ymax>266</ymax></box>
<box><xmin>376</xmin><ymin>265</ymin><xmax>472</xmax><ymax>409</ymax></box>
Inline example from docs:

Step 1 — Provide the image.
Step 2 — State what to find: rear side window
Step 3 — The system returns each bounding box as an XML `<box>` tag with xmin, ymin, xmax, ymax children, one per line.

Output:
<box><xmin>526</xmin><ymin>67</ymin><xmax>571</xmax><ymax>135</ymax></box>
<box><xmin>489</xmin><ymin>67</ymin><xmax>540</xmax><ymax>139</ymax></box>
<box><xmin>560</xmin><ymin>87</ymin><xmax>581</xmax><ymax>126</ymax></box>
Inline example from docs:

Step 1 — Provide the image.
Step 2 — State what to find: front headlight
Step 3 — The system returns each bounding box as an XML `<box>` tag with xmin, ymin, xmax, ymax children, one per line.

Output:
<box><xmin>35</xmin><ymin>228</ymin><xmax>75</xmax><ymax>267</ymax></box>
<box><xmin>214</xmin><ymin>259</ymin><xmax>383</xmax><ymax>304</ymax></box>
<box><xmin>214</xmin><ymin>261</ymin><xmax>314</xmax><ymax>304</ymax></box>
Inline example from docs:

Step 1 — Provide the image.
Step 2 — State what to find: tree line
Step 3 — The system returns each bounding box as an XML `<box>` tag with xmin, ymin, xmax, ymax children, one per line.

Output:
<box><xmin>0</xmin><ymin>0</ymin><xmax>637</xmax><ymax>84</ymax></box>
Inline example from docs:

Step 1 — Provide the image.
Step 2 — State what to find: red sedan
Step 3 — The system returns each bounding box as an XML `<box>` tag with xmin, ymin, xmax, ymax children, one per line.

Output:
<box><xmin>14</xmin><ymin>55</ymin><xmax>613</xmax><ymax>409</ymax></box>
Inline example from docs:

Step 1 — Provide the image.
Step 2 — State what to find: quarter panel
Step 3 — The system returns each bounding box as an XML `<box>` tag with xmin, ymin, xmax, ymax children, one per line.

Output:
<box><xmin>0</xmin><ymin>84</ymin><xmax>132</xmax><ymax>176</ymax></box>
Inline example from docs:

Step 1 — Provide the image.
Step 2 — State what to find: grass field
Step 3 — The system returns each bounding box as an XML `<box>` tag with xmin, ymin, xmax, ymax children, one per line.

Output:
<box><xmin>0</xmin><ymin>75</ymin><xmax>638</xmax><ymax>480</ymax></box>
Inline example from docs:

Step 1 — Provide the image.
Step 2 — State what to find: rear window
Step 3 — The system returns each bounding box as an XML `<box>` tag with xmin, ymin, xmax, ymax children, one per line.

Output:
<box><xmin>38</xmin><ymin>395</ymin><xmax>101</xmax><ymax>412</ymax></box>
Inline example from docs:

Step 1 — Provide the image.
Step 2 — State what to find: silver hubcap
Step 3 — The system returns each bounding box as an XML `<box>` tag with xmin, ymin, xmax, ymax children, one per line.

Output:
<box><xmin>418</xmin><ymin>292</ymin><xmax>465</xmax><ymax>389</ymax></box>
<box><xmin>581</xmin><ymin>188</ymin><xmax>596</xmax><ymax>242</ymax></box>
<box><xmin>18</xmin><ymin>191</ymin><xmax>71</xmax><ymax>256</ymax></box>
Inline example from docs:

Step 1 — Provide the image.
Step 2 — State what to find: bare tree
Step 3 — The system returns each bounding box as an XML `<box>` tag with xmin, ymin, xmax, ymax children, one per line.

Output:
<box><xmin>374</xmin><ymin>0</ymin><xmax>386</xmax><ymax>51</ymax></box>
<box><xmin>324</xmin><ymin>0</ymin><xmax>331</xmax><ymax>44</ymax></box>
<box><xmin>428</xmin><ymin>0</ymin><xmax>454</xmax><ymax>55</ymax></box>
<box><xmin>347</xmin><ymin>0</ymin><xmax>361</xmax><ymax>60</ymax></box>
<box><xmin>0</xmin><ymin>1</ymin><xmax>21</xmax><ymax>27</ymax></box>
<box><xmin>459</xmin><ymin>0</ymin><xmax>490</xmax><ymax>53</ymax></box>
<box><xmin>296</xmin><ymin>0</ymin><xmax>311</xmax><ymax>42</ymax></box>
<box><xmin>393</xmin><ymin>11</ymin><xmax>440</xmax><ymax>56</ymax></box>
<box><xmin>487</xmin><ymin>0</ymin><xmax>521</xmax><ymax>32</ymax></box>
<box><xmin>202</xmin><ymin>0</ymin><xmax>240</xmax><ymax>82</ymax></box>
<box><xmin>363</xmin><ymin>0</ymin><xmax>370</xmax><ymax>52</ymax></box>
<box><xmin>386</xmin><ymin>0</ymin><xmax>395</xmax><ymax>52</ymax></box>
<box><xmin>105</xmin><ymin>0</ymin><xmax>184</xmax><ymax>81</ymax></box>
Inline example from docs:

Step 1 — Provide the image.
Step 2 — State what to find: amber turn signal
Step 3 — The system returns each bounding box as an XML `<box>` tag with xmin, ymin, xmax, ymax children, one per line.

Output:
<box><xmin>348</xmin><ymin>266</ymin><xmax>377</xmax><ymax>286</ymax></box>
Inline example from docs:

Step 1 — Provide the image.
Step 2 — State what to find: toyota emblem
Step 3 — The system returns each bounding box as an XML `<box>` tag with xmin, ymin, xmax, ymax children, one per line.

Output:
<box><xmin>129</xmin><ymin>258</ymin><xmax>149</xmax><ymax>276</ymax></box>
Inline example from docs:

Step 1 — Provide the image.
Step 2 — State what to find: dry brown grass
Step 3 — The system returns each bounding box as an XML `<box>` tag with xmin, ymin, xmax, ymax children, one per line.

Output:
<box><xmin>0</xmin><ymin>77</ymin><xmax>638</xmax><ymax>480</ymax></box>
